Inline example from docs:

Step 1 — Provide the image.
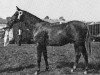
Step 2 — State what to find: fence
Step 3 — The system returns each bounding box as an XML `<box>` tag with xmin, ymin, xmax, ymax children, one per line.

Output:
<box><xmin>88</xmin><ymin>23</ymin><xmax>100</xmax><ymax>36</ymax></box>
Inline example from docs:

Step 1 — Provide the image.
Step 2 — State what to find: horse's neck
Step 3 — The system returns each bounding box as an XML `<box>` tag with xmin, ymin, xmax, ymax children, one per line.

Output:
<box><xmin>25</xmin><ymin>14</ymin><xmax>44</xmax><ymax>24</ymax></box>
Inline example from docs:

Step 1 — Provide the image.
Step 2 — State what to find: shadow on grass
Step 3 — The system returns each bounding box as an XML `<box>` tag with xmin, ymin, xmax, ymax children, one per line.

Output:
<box><xmin>0</xmin><ymin>64</ymin><xmax>36</xmax><ymax>73</ymax></box>
<box><xmin>56</xmin><ymin>61</ymin><xmax>100</xmax><ymax>74</ymax></box>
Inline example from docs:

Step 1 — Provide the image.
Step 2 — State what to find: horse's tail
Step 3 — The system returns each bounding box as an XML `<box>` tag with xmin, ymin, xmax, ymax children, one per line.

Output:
<box><xmin>85</xmin><ymin>24</ymin><xmax>92</xmax><ymax>54</ymax></box>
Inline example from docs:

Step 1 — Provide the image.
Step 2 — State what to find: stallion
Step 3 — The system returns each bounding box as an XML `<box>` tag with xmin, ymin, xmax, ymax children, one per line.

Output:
<box><xmin>7</xmin><ymin>6</ymin><xmax>91</xmax><ymax>74</ymax></box>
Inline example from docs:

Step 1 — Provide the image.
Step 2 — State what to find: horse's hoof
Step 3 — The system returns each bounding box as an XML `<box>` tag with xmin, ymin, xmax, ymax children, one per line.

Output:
<box><xmin>34</xmin><ymin>70</ymin><xmax>40</xmax><ymax>75</ymax></box>
<box><xmin>45</xmin><ymin>68</ymin><xmax>49</xmax><ymax>71</ymax></box>
<box><xmin>71</xmin><ymin>69</ymin><xmax>74</xmax><ymax>73</ymax></box>
<box><xmin>34</xmin><ymin>71</ymin><xmax>38</xmax><ymax>75</ymax></box>
<box><xmin>71</xmin><ymin>65</ymin><xmax>76</xmax><ymax>73</ymax></box>
<box><xmin>84</xmin><ymin>71</ymin><xmax>87</xmax><ymax>74</ymax></box>
<box><xmin>45</xmin><ymin>67</ymin><xmax>49</xmax><ymax>71</ymax></box>
<box><xmin>45</xmin><ymin>66</ymin><xmax>49</xmax><ymax>71</ymax></box>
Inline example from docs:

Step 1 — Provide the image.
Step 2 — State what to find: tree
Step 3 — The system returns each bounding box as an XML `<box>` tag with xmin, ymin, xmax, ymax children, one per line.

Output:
<box><xmin>44</xmin><ymin>16</ymin><xmax>49</xmax><ymax>19</ymax></box>
<box><xmin>59</xmin><ymin>16</ymin><xmax>65</xmax><ymax>21</ymax></box>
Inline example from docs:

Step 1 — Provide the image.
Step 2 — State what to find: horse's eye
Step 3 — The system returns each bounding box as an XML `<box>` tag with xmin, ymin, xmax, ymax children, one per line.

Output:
<box><xmin>19</xmin><ymin>12</ymin><xmax>21</xmax><ymax>14</ymax></box>
<box><xmin>19</xmin><ymin>11</ymin><xmax>23</xmax><ymax>15</ymax></box>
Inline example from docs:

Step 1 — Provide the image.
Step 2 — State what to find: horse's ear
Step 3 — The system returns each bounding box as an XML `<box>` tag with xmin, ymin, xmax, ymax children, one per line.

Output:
<box><xmin>16</xmin><ymin>6</ymin><xmax>21</xmax><ymax>11</ymax></box>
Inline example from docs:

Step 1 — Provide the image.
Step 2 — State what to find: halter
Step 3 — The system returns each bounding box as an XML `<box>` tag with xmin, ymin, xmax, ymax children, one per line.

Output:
<box><xmin>17</xmin><ymin>11</ymin><xmax>23</xmax><ymax>20</ymax></box>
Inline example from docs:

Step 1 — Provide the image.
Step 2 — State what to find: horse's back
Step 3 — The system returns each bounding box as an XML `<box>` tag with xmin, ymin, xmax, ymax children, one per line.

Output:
<box><xmin>34</xmin><ymin>20</ymin><xmax>88</xmax><ymax>46</ymax></box>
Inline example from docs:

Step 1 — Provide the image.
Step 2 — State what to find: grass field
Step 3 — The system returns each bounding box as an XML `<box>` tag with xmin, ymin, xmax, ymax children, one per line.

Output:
<box><xmin>0</xmin><ymin>39</ymin><xmax>100</xmax><ymax>75</ymax></box>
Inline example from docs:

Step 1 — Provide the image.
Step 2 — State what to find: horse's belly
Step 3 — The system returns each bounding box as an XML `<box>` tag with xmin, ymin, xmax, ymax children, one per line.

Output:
<box><xmin>48</xmin><ymin>36</ymin><xmax>70</xmax><ymax>46</ymax></box>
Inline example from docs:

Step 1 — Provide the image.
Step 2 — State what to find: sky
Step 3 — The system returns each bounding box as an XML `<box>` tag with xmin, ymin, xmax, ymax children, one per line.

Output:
<box><xmin>0</xmin><ymin>0</ymin><xmax>100</xmax><ymax>21</ymax></box>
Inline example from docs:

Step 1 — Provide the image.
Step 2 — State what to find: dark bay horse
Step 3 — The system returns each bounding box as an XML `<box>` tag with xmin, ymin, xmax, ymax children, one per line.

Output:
<box><xmin>7</xmin><ymin>6</ymin><xmax>91</xmax><ymax>74</ymax></box>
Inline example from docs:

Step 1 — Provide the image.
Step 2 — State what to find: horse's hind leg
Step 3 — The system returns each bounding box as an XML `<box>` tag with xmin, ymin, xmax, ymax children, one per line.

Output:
<box><xmin>71</xmin><ymin>43</ymin><xmax>81</xmax><ymax>72</ymax></box>
<box><xmin>36</xmin><ymin>44</ymin><xmax>42</xmax><ymax>73</ymax></box>
<box><xmin>81</xmin><ymin>43</ymin><xmax>88</xmax><ymax>74</ymax></box>
<box><xmin>71</xmin><ymin>42</ymin><xmax>88</xmax><ymax>74</ymax></box>
<box><xmin>42</xmin><ymin>46</ymin><xmax>49</xmax><ymax>71</ymax></box>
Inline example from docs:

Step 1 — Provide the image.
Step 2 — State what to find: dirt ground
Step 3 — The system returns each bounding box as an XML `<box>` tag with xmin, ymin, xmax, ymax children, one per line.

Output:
<box><xmin>0</xmin><ymin>40</ymin><xmax>100</xmax><ymax>75</ymax></box>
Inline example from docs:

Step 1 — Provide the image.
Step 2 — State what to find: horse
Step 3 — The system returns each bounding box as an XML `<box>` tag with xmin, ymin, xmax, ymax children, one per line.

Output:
<box><xmin>7</xmin><ymin>6</ymin><xmax>91</xmax><ymax>74</ymax></box>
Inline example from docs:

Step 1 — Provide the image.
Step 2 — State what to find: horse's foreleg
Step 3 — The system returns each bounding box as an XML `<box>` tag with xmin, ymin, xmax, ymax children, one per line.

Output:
<box><xmin>71</xmin><ymin>44</ymin><xmax>81</xmax><ymax>72</ymax></box>
<box><xmin>17</xmin><ymin>29</ymin><xmax>22</xmax><ymax>46</ymax></box>
<box><xmin>43</xmin><ymin>46</ymin><xmax>49</xmax><ymax>71</ymax></box>
<box><xmin>17</xmin><ymin>35</ymin><xmax>21</xmax><ymax>46</ymax></box>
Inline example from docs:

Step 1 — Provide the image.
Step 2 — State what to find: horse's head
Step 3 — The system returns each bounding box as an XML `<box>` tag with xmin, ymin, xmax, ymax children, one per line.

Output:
<box><xmin>7</xmin><ymin>6</ymin><xmax>45</xmax><ymax>46</ymax></box>
<box><xmin>7</xmin><ymin>6</ymin><xmax>24</xmax><ymax>28</ymax></box>
<box><xmin>8</xmin><ymin>6</ymin><xmax>44</xmax><ymax>27</ymax></box>
<box><xmin>6</xmin><ymin>6</ymin><xmax>25</xmax><ymax>46</ymax></box>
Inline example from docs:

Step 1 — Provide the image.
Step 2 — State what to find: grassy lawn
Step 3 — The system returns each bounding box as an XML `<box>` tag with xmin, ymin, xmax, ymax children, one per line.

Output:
<box><xmin>0</xmin><ymin>39</ymin><xmax>99</xmax><ymax>75</ymax></box>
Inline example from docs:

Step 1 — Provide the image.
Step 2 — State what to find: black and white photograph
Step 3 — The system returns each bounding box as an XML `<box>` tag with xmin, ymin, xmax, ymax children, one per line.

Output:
<box><xmin>0</xmin><ymin>0</ymin><xmax>100</xmax><ymax>75</ymax></box>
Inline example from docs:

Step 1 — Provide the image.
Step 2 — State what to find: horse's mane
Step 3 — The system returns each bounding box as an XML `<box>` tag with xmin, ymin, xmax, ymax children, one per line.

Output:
<box><xmin>66</xmin><ymin>20</ymin><xmax>84</xmax><ymax>24</ymax></box>
<box><xmin>23</xmin><ymin>10</ymin><xmax>45</xmax><ymax>22</ymax></box>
